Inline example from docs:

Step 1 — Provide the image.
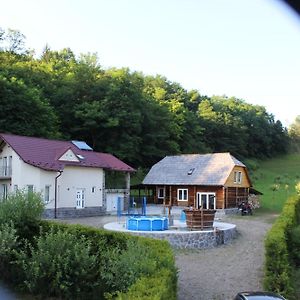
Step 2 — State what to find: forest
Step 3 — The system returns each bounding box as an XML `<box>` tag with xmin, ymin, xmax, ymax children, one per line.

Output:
<box><xmin>0</xmin><ymin>28</ymin><xmax>292</xmax><ymax>168</ymax></box>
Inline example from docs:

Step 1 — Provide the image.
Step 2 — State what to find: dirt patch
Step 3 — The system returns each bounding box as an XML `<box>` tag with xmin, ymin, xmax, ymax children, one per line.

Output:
<box><xmin>175</xmin><ymin>215</ymin><xmax>274</xmax><ymax>300</ymax></box>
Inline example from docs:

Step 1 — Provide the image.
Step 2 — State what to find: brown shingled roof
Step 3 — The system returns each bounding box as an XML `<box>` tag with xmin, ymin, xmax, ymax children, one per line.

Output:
<box><xmin>0</xmin><ymin>133</ymin><xmax>135</xmax><ymax>172</ymax></box>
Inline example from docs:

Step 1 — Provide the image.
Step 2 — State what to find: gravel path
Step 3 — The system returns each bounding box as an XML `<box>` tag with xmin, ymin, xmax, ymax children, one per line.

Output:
<box><xmin>176</xmin><ymin>215</ymin><xmax>275</xmax><ymax>300</ymax></box>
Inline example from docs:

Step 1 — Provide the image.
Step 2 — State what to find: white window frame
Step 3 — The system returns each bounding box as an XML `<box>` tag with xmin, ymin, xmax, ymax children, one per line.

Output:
<box><xmin>44</xmin><ymin>185</ymin><xmax>50</xmax><ymax>203</ymax></box>
<box><xmin>177</xmin><ymin>188</ymin><xmax>188</xmax><ymax>201</ymax></box>
<box><xmin>196</xmin><ymin>192</ymin><xmax>216</xmax><ymax>209</ymax></box>
<box><xmin>157</xmin><ymin>187</ymin><xmax>165</xmax><ymax>199</ymax></box>
<box><xmin>234</xmin><ymin>171</ymin><xmax>242</xmax><ymax>184</ymax></box>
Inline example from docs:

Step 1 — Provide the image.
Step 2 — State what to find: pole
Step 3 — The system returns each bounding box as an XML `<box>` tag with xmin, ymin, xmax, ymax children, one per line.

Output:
<box><xmin>54</xmin><ymin>170</ymin><xmax>63</xmax><ymax>219</ymax></box>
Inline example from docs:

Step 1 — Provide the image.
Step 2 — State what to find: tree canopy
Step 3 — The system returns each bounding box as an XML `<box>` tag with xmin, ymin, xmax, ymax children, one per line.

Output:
<box><xmin>0</xmin><ymin>27</ymin><xmax>290</xmax><ymax>167</ymax></box>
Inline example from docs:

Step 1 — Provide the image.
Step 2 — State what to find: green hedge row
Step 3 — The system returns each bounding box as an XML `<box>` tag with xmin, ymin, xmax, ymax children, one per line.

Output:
<box><xmin>40</xmin><ymin>221</ymin><xmax>178</xmax><ymax>299</ymax></box>
<box><xmin>0</xmin><ymin>192</ymin><xmax>177</xmax><ymax>299</ymax></box>
<box><xmin>264</xmin><ymin>194</ymin><xmax>300</xmax><ymax>299</ymax></box>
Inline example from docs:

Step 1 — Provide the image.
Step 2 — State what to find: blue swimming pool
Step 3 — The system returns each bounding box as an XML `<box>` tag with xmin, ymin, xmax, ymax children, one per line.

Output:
<box><xmin>127</xmin><ymin>216</ymin><xmax>168</xmax><ymax>231</ymax></box>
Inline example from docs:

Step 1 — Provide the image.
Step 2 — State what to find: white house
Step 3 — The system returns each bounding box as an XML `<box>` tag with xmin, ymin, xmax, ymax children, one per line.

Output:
<box><xmin>0</xmin><ymin>133</ymin><xmax>135</xmax><ymax>218</ymax></box>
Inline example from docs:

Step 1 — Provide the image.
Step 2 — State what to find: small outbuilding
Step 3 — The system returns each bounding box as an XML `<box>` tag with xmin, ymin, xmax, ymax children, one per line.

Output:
<box><xmin>142</xmin><ymin>153</ymin><xmax>252</xmax><ymax>210</ymax></box>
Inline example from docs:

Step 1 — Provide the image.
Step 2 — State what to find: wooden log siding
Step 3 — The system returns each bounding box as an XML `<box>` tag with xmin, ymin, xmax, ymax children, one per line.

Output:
<box><xmin>225</xmin><ymin>187</ymin><xmax>249</xmax><ymax>208</ymax></box>
<box><xmin>168</xmin><ymin>185</ymin><xmax>225</xmax><ymax>209</ymax></box>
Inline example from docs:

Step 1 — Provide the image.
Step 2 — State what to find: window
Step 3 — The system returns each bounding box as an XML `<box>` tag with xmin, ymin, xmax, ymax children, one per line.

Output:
<box><xmin>158</xmin><ymin>187</ymin><xmax>164</xmax><ymax>199</ymax></box>
<box><xmin>44</xmin><ymin>185</ymin><xmax>50</xmax><ymax>203</ymax></box>
<box><xmin>0</xmin><ymin>184</ymin><xmax>7</xmax><ymax>200</ymax></box>
<box><xmin>27</xmin><ymin>185</ymin><xmax>34</xmax><ymax>193</ymax></box>
<box><xmin>234</xmin><ymin>171</ymin><xmax>242</xmax><ymax>184</ymax></box>
<box><xmin>92</xmin><ymin>186</ymin><xmax>96</xmax><ymax>193</ymax></box>
<box><xmin>3</xmin><ymin>157</ymin><xmax>7</xmax><ymax>176</ymax></box>
<box><xmin>178</xmin><ymin>189</ymin><xmax>188</xmax><ymax>201</ymax></box>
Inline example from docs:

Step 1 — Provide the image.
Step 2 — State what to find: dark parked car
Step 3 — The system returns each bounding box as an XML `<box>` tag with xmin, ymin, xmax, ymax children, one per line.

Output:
<box><xmin>234</xmin><ymin>291</ymin><xmax>286</xmax><ymax>300</ymax></box>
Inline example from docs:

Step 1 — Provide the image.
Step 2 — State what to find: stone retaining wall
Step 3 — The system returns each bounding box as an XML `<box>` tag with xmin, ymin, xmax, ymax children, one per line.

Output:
<box><xmin>104</xmin><ymin>221</ymin><xmax>237</xmax><ymax>249</ymax></box>
<box><xmin>43</xmin><ymin>206</ymin><xmax>106</xmax><ymax>219</ymax></box>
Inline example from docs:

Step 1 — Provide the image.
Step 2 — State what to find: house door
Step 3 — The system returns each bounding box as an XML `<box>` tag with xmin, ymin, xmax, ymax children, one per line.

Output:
<box><xmin>196</xmin><ymin>192</ymin><xmax>216</xmax><ymax>209</ymax></box>
<box><xmin>76</xmin><ymin>189</ymin><xmax>85</xmax><ymax>209</ymax></box>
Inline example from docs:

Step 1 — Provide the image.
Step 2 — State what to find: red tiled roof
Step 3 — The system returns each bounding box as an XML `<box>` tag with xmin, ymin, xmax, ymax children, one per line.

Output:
<box><xmin>0</xmin><ymin>133</ymin><xmax>135</xmax><ymax>172</ymax></box>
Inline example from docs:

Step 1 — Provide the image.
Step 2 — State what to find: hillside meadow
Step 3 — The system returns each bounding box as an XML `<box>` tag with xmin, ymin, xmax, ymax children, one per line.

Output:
<box><xmin>249</xmin><ymin>153</ymin><xmax>300</xmax><ymax>212</ymax></box>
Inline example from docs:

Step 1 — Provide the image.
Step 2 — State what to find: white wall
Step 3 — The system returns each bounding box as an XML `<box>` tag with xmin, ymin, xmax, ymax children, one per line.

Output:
<box><xmin>1</xmin><ymin>144</ymin><xmax>104</xmax><ymax>209</ymax></box>
<box><xmin>57</xmin><ymin>166</ymin><xmax>104</xmax><ymax>208</ymax></box>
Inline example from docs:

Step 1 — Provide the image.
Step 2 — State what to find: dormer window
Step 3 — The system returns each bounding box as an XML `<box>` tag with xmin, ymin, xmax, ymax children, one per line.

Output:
<box><xmin>188</xmin><ymin>168</ymin><xmax>195</xmax><ymax>175</ymax></box>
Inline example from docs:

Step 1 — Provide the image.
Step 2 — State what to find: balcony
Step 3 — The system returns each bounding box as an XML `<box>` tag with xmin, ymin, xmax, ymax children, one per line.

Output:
<box><xmin>0</xmin><ymin>166</ymin><xmax>12</xmax><ymax>179</ymax></box>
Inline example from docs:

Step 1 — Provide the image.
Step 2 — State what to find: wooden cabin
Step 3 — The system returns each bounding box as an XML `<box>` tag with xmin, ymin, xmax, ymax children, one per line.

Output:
<box><xmin>142</xmin><ymin>153</ymin><xmax>252</xmax><ymax>209</ymax></box>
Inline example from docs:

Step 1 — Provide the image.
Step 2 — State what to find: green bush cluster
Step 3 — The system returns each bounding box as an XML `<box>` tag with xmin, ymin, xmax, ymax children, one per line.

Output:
<box><xmin>16</xmin><ymin>229</ymin><xmax>98</xmax><ymax>299</ymax></box>
<box><xmin>0</xmin><ymin>190</ymin><xmax>44</xmax><ymax>241</ymax></box>
<box><xmin>39</xmin><ymin>221</ymin><xmax>177</xmax><ymax>299</ymax></box>
<box><xmin>0</xmin><ymin>192</ymin><xmax>177</xmax><ymax>299</ymax></box>
<box><xmin>264</xmin><ymin>193</ymin><xmax>300</xmax><ymax>299</ymax></box>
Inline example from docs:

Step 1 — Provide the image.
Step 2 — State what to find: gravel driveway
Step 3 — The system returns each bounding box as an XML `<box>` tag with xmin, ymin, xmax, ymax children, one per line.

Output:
<box><xmin>58</xmin><ymin>212</ymin><xmax>275</xmax><ymax>300</ymax></box>
<box><xmin>176</xmin><ymin>214</ymin><xmax>275</xmax><ymax>300</ymax></box>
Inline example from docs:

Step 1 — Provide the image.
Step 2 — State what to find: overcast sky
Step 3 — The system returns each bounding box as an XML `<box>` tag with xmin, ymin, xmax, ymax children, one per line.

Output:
<box><xmin>1</xmin><ymin>0</ymin><xmax>300</xmax><ymax>126</ymax></box>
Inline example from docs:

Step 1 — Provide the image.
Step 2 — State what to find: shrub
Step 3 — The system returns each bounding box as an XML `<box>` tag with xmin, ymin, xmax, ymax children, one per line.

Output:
<box><xmin>112</xmin><ymin>268</ymin><xmax>177</xmax><ymax>300</ymax></box>
<box><xmin>264</xmin><ymin>194</ymin><xmax>300</xmax><ymax>299</ymax></box>
<box><xmin>40</xmin><ymin>221</ymin><xmax>177</xmax><ymax>299</ymax></box>
<box><xmin>290</xmin><ymin>225</ymin><xmax>300</xmax><ymax>266</ymax></box>
<box><xmin>0</xmin><ymin>222</ymin><xmax>18</xmax><ymax>278</ymax></box>
<box><xmin>0</xmin><ymin>191</ymin><xmax>44</xmax><ymax>241</ymax></box>
<box><xmin>16</xmin><ymin>229</ymin><xmax>98</xmax><ymax>299</ymax></box>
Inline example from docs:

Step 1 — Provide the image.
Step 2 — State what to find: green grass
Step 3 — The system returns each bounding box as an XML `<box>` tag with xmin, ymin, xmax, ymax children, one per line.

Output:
<box><xmin>251</xmin><ymin>153</ymin><xmax>300</xmax><ymax>213</ymax></box>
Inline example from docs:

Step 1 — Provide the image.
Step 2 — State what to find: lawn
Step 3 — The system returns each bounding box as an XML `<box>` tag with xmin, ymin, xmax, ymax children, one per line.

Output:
<box><xmin>249</xmin><ymin>153</ymin><xmax>300</xmax><ymax>212</ymax></box>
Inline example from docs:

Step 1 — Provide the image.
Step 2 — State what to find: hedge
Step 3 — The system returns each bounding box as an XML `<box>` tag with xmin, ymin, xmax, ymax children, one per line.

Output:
<box><xmin>264</xmin><ymin>193</ymin><xmax>300</xmax><ymax>299</ymax></box>
<box><xmin>39</xmin><ymin>221</ymin><xmax>177</xmax><ymax>299</ymax></box>
<box><xmin>0</xmin><ymin>192</ymin><xmax>177</xmax><ymax>299</ymax></box>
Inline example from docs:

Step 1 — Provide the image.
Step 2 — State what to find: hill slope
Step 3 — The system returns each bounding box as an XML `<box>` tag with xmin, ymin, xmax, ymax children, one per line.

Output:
<box><xmin>251</xmin><ymin>153</ymin><xmax>300</xmax><ymax>212</ymax></box>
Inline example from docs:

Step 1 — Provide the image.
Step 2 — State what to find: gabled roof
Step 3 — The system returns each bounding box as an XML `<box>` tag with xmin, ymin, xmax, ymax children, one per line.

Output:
<box><xmin>0</xmin><ymin>133</ymin><xmax>135</xmax><ymax>172</ymax></box>
<box><xmin>143</xmin><ymin>153</ymin><xmax>246</xmax><ymax>186</ymax></box>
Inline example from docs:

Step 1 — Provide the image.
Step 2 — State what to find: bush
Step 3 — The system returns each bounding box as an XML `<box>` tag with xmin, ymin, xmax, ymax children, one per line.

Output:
<box><xmin>0</xmin><ymin>216</ymin><xmax>177</xmax><ymax>300</ymax></box>
<box><xmin>113</xmin><ymin>268</ymin><xmax>177</xmax><ymax>300</ymax></box>
<box><xmin>40</xmin><ymin>221</ymin><xmax>177</xmax><ymax>299</ymax></box>
<box><xmin>0</xmin><ymin>222</ymin><xmax>18</xmax><ymax>278</ymax></box>
<box><xmin>290</xmin><ymin>225</ymin><xmax>300</xmax><ymax>266</ymax></box>
<box><xmin>0</xmin><ymin>191</ymin><xmax>44</xmax><ymax>241</ymax></box>
<box><xmin>264</xmin><ymin>194</ymin><xmax>300</xmax><ymax>299</ymax></box>
<box><xmin>16</xmin><ymin>228</ymin><xmax>98</xmax><ymax>299</ymax></box>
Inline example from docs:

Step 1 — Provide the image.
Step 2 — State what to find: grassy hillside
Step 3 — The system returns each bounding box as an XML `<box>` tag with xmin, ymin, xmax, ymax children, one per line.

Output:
<box><xmin>249</xmin><ymin>153</ymin><xmax>300</xmax><ymax>212</ymax></box>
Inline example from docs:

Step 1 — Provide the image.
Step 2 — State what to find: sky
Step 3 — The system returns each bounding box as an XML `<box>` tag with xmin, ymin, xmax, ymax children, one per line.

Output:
<box><xmin>1</xmin><ymin>0</ymin><xmax>300</xmax><ymax>127</ymax></box>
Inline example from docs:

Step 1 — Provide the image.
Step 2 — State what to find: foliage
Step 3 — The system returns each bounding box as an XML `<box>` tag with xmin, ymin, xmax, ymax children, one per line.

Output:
<box><xmin>0</xmin><ymin>191</ymin><xmax>44</xmax><ymax>241</ymax></box>
<box><xmin>39</xmin><ymin>221</ymin><xmax>177</xmax><ymax>299</ymax></box>
<box><xmin>289</xmin><ymin>115</ymin><xmax>300</xmax><ymax>152</ymax></box>
<box><xmin>0</xmin><ymin>27</ymin><xmax>290</xmax><ymax>168</ymax></box>
<box><xmin>264</xmin><ymin>194</ymin><xmax>300</xmax><ymax>299</ymax></box>
<box><xmin>101</xmin><ymin>238</ymin><xmax>176</xmax><ymax>294</ymax></box>
<box><xmin>111</xmin><ymin>268</ymin><xmax>177</xmax><ymax>300</ymax></box>
<box><xmin>290</xmin><ymin>225</ymin><xmax>300</xmax><ymax>266</ymax></box>
<box><xmin>16</xmin><ymin>229</ymin><xmax>98</xmax><ymax>299</ymax></box>
<box><xmin>0</xmin><ymin>222</ymin><xmax>18</xmax><ymax>277</ymax></box>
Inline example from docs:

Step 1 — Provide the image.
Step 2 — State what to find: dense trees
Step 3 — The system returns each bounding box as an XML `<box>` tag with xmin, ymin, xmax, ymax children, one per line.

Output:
<box><xmin>0</xmin><ymin>28</ymin><xmax>290</xmax><ymax>167</ymax></box>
